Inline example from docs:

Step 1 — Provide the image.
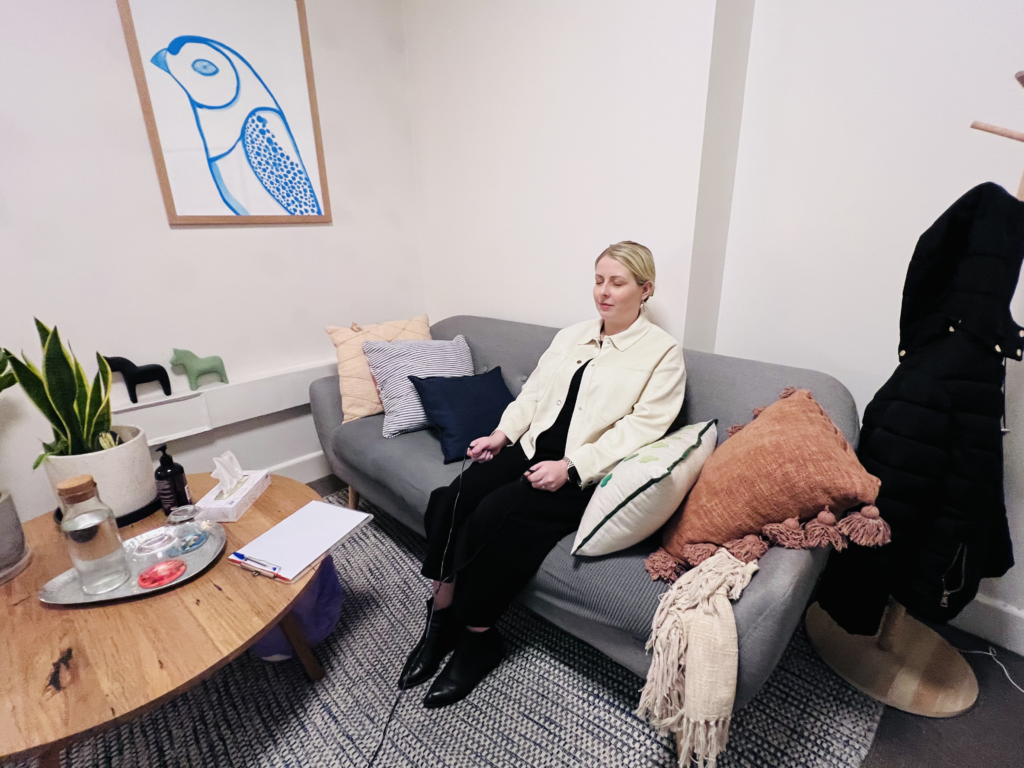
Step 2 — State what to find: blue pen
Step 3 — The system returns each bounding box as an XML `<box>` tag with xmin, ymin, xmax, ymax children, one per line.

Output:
<box><xmin>231</xmin><ymin>552</ymin><xmax>281</xmax><ymax>574</ymax></box>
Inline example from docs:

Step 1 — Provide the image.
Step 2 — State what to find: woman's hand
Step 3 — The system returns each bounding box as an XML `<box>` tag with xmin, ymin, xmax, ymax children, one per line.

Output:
<box><xmin>467</xmin><ymin>431</ymin><xmax>508</xmax><ymax>462</ymax></box>
<box><xmin>525</xmin><ymin>460</ymin><xmax>569</xmax><ymax>492</ymax></box>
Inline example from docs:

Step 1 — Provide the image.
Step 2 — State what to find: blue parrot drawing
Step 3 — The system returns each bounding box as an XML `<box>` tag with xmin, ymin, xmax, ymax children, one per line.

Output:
<box><xmin>151</xmin><ymin>36</ymin><xmax>322</xmax><ymax>216</ymax></box>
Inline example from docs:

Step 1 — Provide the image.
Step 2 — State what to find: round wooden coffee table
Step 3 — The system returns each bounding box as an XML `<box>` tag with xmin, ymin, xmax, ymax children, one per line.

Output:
<box><xmin>0</xmin><ymin>473</ymin><xmax>329</xmax><ymax>767</ymax></box>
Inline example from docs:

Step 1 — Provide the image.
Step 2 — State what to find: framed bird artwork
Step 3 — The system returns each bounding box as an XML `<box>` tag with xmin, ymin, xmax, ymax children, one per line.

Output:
<box><xmin>117</xmin><ymin>0</ymin><xmax>331</xmax><ymax>225</ymax></box>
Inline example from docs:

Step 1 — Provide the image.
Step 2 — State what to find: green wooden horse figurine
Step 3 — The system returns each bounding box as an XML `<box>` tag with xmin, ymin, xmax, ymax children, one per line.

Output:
<box><xmin>170</xmin><ymin>348</ymin><xmax>229</xmax><ymax>391</ymax></box>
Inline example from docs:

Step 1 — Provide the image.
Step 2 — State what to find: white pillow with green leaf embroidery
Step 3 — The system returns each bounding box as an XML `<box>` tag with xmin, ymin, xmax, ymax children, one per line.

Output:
<box><xmin>572</xmin><ymin>421</ymin><xmax>717</xmax><ymax>557</ymax></box>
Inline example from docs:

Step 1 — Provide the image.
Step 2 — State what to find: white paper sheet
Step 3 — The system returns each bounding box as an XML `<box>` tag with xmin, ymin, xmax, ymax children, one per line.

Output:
<box><xmin>229</xmin><ymin>501</ymin><xmax>371</xmax><ymax>581</ymax></box>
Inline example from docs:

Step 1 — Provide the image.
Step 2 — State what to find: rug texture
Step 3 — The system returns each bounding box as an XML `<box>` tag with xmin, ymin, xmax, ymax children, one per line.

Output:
<box><xmin>8</xmin><ymin>493</ymin><xmax>882</xmax><ymax>768</ymax></box>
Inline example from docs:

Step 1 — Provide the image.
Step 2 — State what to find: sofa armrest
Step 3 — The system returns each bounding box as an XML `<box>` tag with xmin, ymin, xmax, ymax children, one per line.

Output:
<box><xmin>310</xmin><ymin>376</ymin><xmax>345</xmax><ymax>461</ymax></box>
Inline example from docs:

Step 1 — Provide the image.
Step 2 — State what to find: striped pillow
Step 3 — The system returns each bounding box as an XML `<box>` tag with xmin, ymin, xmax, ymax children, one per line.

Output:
<box><xmin>363</xmin><ymin>335</ymin><xmax>475</xmax><ymax>438</ymax></box>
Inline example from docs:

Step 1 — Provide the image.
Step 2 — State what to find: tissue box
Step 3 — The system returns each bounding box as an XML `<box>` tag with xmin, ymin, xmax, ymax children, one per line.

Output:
<box><xmin>196</xmin><ymin>470</ymin><xmax>271</xmax><ymax>523</ymax></box>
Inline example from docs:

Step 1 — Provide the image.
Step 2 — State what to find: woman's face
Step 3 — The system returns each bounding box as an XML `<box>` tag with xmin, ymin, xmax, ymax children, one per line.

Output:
<box><xmin>593</xmin><ymin>255</ymin><xmax>651</xmax><ymax>327</ymax></box>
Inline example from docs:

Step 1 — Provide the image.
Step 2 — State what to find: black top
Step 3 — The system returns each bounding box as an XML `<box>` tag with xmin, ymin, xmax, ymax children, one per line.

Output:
<box><xmin>533</xmin><ymin>360</ymin><xmax>590</xmax><ymax>465</ymax></box>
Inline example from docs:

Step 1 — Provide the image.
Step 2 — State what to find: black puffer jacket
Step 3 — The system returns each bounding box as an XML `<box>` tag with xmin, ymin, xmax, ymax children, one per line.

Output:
<box><xmin>818</xmin><ymin>182</ymin><xmax>1022</xmax><ymax>635</ymax></box>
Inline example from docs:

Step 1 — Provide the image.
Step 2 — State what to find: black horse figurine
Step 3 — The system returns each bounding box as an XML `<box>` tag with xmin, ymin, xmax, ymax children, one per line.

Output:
<box><xmin>104</xmin><ymin>356</ymin><xmax>172</xmax><ymax>404</ymax></box>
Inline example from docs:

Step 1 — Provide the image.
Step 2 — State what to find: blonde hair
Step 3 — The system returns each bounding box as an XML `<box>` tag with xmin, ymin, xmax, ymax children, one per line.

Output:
<box><xmin>595</xmin><ymin>241</ymin><xmax>656</xmax><ymax>302</ymax></box>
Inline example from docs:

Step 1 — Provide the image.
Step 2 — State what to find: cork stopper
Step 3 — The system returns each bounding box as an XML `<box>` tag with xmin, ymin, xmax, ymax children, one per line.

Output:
<box><xmin>56</xmin><ymin>475</ymin><xmax>98</xmax><ymax>505</ymax></box>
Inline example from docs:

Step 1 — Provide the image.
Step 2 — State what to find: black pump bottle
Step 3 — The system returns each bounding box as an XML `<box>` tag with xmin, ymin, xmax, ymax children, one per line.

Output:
<box><xmin>155</xmin><ymin>445</ymin><xmax>192</xmax><ymax>514</ymax></box>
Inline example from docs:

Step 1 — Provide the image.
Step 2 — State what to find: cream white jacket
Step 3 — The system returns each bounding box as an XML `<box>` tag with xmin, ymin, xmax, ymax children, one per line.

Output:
<box><xmin>495</xmin><ymin>314</ymin><xmax>686</xmax><ymax>486</ymax></box>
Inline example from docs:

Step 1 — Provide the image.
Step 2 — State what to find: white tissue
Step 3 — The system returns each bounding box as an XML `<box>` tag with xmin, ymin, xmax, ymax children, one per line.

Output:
<box><xmin>211</xmin><ymin>451</ymin><xmax>246</xmax><ymax>500</ymax></box>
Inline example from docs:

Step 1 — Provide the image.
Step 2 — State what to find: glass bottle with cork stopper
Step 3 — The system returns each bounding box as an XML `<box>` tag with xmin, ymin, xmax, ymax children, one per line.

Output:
<box><xmin>57</xmin><ymin>475</ymin><xmax>131</xmax><ymax>595</ymax></box>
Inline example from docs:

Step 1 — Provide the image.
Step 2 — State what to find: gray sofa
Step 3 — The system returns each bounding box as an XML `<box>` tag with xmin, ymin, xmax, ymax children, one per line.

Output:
<box><xmin>310</xmin><ymin>315</ymin><xmax>859</xmax><ymax>709</ymax></box>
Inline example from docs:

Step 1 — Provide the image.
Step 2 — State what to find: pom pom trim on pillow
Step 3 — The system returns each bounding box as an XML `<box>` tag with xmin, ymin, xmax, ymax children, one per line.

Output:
<box><xmin>660</xmin><ymin>388</ymin><xmax>880</xmax><ymax>554</ymax></box>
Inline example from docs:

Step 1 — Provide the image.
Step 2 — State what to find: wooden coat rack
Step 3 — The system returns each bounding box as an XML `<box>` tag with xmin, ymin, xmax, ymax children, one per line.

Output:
<box><xmin>971</xmin><ymin>70</ymin><xmax>1024</xmax><ymax>202</ymax></box>
<box><xmin>805</xmin><ymin>72</ymin><xmax>1024</xmax><ymax>717</ymax></box>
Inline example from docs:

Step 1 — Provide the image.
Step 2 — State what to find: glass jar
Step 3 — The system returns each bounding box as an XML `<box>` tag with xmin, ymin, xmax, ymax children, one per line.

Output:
<box><xmin>166</xmin><ymin>505</ymin><xmax>200</xmax><ymax>527</ymax></box>
<box><xmin>57</xmin><ymin>475</ymin><xmax>131</xmax><ymax>595</ymax></box>
<box><xmin>166</xmin><ymin>505</ymin><xmax>209</xmax><ymax>556</ymax></box>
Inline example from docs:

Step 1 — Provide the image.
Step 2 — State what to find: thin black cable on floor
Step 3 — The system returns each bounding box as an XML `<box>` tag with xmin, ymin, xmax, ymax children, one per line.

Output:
<box><xmin>367</xmin><ymin>688</ymin><xmax>404</xmax><ymax>767</ymax></box>
<box><xmin>366</xmin><ymin>454</ymin><xmax>470</xmax><ymax>767</ymax></box>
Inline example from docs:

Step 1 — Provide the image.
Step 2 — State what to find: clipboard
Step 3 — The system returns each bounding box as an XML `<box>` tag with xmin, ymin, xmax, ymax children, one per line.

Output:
<box><xmin>228</xmin><ymin>501</ymin><xmax>372</xmax><ymax>582</ymax></box>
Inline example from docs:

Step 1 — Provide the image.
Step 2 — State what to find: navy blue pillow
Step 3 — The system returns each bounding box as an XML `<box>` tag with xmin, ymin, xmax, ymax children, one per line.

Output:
<box><xmin>410</xmin><ymin>367</ymin><xmax>515</xmax><ymax>464</ymax></box>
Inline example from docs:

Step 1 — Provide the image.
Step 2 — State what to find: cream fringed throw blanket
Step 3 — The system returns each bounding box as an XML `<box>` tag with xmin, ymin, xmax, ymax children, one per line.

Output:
<box><xmin>636</xmin><ymin>550</ymin><xmax>758</xmax><ymax>768</ymax></box>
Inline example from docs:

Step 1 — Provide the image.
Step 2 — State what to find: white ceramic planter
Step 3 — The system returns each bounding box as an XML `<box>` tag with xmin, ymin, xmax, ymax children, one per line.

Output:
<box><xmin>0</xmin><ymin>491</ymin><xmax>29</xmax><ymax>584</ymax></box>
<box><xmin>43</xmin><ymin>425</ymin><xmax>158</xmax><ymax>520</ymax></box>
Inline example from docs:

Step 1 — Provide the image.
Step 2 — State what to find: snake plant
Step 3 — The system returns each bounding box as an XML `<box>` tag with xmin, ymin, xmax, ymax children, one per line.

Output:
<box><xmin>0</xmin><ymin>350</ymin><xmax>15</xmax><ymax>395</ymax></box>
<box><xmin>3</xmin><ymin>319</ymin><xmax>120</xmax><ymax>468</ymax></box>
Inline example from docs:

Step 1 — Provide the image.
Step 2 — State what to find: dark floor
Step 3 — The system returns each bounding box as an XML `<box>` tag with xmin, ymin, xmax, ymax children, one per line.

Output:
<box><xmin>305</xmin><ymin>476</ymin><xmax>1024</xmax><ymax>768</ymax></box>
<box><xmin>861</xmin><ymin>623</ymin><xmax>1024</xmax><ymax>768</ymax></box>
<box><xmin>307</xmin><ymin>474</ymin><xmax>345</xmax><ymax>499</ymax></box>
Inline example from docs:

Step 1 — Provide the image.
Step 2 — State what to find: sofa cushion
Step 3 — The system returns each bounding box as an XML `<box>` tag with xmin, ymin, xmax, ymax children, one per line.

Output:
<box><xmin>431</xmin><ymin>316</ymin><xmax>559</xmax><ymax>397</ymax></box>
<box><xmin>528</xmin><ymin>533</ymin><xmax>828</xmax><ymax>709</ymax></box>
<box><xmin>678</xmin><ymin>349</ymin><xmax>860</xmax><ymax>449</ymax></box>
<box><xmin>331</xmin><ymin>414</ymin><xmax>461</xmax><ymax>519</ymax></box>
<box><xmin>571</xmin><ymin>421</ymin><xmax>717</xmax><ymax>557</ymax></box>
<box><xmin>662</xmin><ymin>389</ymin><xmax>878</xmax><ymax>552</ymax></box>
<box><xmin>411</xmin><ymin>367</ymin><xmax>515</xmax><ymax>464</ymax></box>
<box><xmin>325</xmin><ymin>314</ymin><xmax>431</xmax><ymax>423</ymax></box>
<box><xmin>363</xmin><ymin>335</ymin><xmax>476</xmax><ymax>438</ymax></box>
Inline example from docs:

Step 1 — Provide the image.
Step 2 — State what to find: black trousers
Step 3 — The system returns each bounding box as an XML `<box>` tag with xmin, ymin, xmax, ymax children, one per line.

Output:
<box><xmin>420</xmin><ymin>444</ymin><xmax>594</xmax><ymax>627</ymax></box>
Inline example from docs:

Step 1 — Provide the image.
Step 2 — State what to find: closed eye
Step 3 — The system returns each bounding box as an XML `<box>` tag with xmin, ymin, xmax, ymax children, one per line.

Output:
<box><xmin>192</xmin><ymin>59</ymin><xmax>219</xmax><ymax>76</ymax></box>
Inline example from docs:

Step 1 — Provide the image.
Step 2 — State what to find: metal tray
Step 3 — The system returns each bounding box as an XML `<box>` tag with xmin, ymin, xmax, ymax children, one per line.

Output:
<box><xmin>39</xmin><ymin>520</ymin><xmax>226</xmax><ymax>606</ymax></box>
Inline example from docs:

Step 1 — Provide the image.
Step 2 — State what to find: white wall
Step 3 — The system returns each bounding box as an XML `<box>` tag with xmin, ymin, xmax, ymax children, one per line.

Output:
<box><xmin>402</xmin><ymin>0</ymin><xmax>716</xmax><ymax>338</ymax></box>
<box><xmin>6</xmin><ymin>0</ymin><xmax>1021</xmax><ymax>652</ymax></box>
<box><xmin>0</xmin><ymin>0</ymin><xmax>424</xmax><ymax>520</ymax></box>
<box><xmin>714</xmin><ymin>0</ymin><xmax>1024</xmax><ymax>652</ymax></box>
<box><xmin>684</xmin><ymin>0</ymin><xmax>755</xmax><ymax>353</ymax></box>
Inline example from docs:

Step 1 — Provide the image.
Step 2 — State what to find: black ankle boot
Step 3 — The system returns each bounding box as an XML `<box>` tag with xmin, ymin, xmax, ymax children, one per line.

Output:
<box><xmin>422</xmin><ymin>627</ymin><xmax>504</xmax><ymax>708</ymax></box>
<box><xmin>398</xmin><ymin>599</ymin><xmax>459</xmax><ymax>689</ymax></box>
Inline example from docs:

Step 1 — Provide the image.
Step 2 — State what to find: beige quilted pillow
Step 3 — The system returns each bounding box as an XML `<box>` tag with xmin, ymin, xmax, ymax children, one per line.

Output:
<box><xmin>325</xmin><ymin>315</ymin><xmax>431</xmax><ymax>422</ymax></box>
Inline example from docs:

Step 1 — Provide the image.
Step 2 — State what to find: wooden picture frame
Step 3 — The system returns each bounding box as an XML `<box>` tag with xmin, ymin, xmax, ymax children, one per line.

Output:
<box><xmin>116</xmin><ymin>0</ymin><xmax>331</xmax><ymax>226</ymax></box>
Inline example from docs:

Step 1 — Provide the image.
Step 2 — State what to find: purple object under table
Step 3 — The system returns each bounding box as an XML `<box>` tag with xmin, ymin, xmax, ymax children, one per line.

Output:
<box><xmin>251</xmin><ymin>556</ymin><xmax>344</xmax><ymax>660</ymax></box>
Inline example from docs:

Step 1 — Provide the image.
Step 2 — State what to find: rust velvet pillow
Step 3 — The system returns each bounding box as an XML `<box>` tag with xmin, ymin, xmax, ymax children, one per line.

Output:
<box><xmin>661</xmin><ymin>389</ymin><xmax>880</xmax><ymax>554</ymax></box>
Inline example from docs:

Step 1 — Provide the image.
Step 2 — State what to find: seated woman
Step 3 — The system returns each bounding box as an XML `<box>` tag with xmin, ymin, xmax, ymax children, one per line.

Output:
<box><xmin>402</xmin><ymin>241</ymin><xmax>687</xmax><ymax>708</ymax></box>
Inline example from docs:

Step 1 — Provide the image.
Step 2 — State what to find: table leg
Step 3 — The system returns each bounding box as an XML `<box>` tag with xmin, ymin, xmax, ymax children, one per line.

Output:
<box><xmin>38</xmin><ymin>745</ymin><xmax>61</xmax><ymax>768</ymax></box>
<box><xmin>280</xmin><ymin>612</ymin><xmax>325</xmax><ymax>682</ymax></box>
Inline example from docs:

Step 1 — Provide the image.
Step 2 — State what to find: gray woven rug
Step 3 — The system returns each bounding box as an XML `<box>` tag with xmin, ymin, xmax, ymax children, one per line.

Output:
<box><xmin>10</xmin><ymin>493</ymin><xmax>882</xmax><ymax>768</ymax></box>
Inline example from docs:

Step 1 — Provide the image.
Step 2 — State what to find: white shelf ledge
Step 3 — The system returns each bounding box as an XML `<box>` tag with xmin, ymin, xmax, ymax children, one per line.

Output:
<box><xmin>111</xmin><ymin>359</ymin><xmax>337</xmax><ymax>446</ymax></box>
